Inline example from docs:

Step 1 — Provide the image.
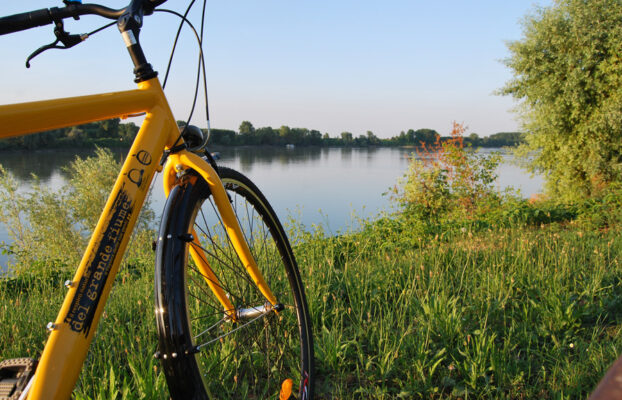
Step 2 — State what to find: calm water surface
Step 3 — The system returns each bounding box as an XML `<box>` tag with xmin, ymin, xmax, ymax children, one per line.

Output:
<box><xmin>0</xmin><ymin>146</ymin><xmax>542</xmax><ymax>269</ymax></box>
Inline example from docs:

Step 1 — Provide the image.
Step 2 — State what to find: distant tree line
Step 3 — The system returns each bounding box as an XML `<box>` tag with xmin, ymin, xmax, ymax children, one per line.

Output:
<box><xmin>0</xmin><ymin>118</ymin><xmax>139</xmax><ymax>150</ymax></box>
<box><xmin>210</xmin><ymin>121</ymin><xmax>525</xmax><ymax>148</ymax></box>
<box><xmin>464</xmin><ymin>131</ymin><xmax>525</xmax><ymax>148</ymax></box>
<box><xmin>0</xmin><ymin>118</ymin><xmax>524</xmax><ymax>150</ymax></box>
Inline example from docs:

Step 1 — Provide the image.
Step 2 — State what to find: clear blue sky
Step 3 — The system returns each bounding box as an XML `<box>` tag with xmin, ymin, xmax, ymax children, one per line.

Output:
<box><xmin>0</xmin><ymin>1</ymin><xmax>551</xmax><ymax>138</ymax></box>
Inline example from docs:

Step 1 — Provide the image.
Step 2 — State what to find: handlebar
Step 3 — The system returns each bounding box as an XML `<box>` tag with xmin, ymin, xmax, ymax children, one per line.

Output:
<box><xmin>147</xmin><ymin>0</ymin><xmax>168</xmax><ymax>8</ymax></box>
<box><xmin>0</xmin><ymin>1</ymin><xmax>167</xmax><ymax>36</ymax></box>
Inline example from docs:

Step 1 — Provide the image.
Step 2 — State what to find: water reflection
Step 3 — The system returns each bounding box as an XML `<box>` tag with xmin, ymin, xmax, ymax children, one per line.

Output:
<box><xmin>340</xmin><ymin>147</ymin><xmax>353</xmax><ymax>163</ymax></box>
<box><xmin>0</xmin><ymin>148</ymin><xmax>127</xmax><ymax>184</ymax></box>
<box><xmin>224</xmin><ymin>146</ymin><xmax>324</xmax><ymax>173</ymax></box>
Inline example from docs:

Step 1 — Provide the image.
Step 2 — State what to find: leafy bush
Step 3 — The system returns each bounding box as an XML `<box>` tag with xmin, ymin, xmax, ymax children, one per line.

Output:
<box><xmin>574</xmin><ymin>183</ymin><xmax>622</xmax><ymax>229</ymax></box>
<box><xmin>0</xmin><ymin>148</ymin><xmax>154</xmax><ymax>273</ymax></box>
<box><xmin>493</xmin><ymin>197</ymin><xmax>578</xmax><ymax>227</ymax></box>
<box><xmin>393</xmin><ymin>122</ymin><xmax>503</xmax><ymax>224</ymax></box>
<box><xmin>493</xmin><ymin>183</ymin><xmax>622</xmax><ymax>230</ymax></box>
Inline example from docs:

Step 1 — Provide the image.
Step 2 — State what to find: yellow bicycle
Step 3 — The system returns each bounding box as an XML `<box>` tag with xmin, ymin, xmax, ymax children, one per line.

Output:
<box><xmin>0</xmin><ymin>1</ymin><xmax>314</xmax><ymax>399</ymax></box>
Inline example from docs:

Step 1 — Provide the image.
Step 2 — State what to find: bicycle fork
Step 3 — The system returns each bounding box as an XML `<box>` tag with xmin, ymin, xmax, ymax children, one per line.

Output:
<box><xmin>162</xmin><ymin>151</ymin><xmax>280</xmax><ymax>320</ymax></box>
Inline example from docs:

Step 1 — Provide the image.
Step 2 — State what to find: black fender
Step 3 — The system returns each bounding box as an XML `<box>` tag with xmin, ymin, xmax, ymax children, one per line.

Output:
<box><xmin>154</xmin><ymin>176</ymin><xmax>209</xmax><ymax>399</ymax></box>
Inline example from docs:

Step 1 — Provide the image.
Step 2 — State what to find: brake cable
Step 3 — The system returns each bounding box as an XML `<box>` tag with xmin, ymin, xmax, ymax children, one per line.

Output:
<box><xmin>157</xmin><ymin>0</ymin><xmax>211</xmax><ymax>165</ymax></box>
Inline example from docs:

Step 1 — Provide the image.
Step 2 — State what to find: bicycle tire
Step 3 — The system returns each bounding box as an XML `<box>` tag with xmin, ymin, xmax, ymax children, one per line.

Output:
<box><xmin>155</xmin><ymin>166</ymin><xmax>314</xmax><ymax>399</ymax></box>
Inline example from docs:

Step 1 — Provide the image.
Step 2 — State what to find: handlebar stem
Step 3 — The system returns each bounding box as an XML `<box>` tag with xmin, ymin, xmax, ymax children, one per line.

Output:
<box><xmin>117</xmin><ymin>0</ymin><xmax>158</xmax><ymax>83</ymax></box>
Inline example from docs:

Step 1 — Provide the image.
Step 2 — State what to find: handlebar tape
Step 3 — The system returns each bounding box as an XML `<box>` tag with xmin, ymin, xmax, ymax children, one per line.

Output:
<box><xmin>0</xmin><ymin>9</ymin><xmax>54</xmax><ymax>36</ymax></box>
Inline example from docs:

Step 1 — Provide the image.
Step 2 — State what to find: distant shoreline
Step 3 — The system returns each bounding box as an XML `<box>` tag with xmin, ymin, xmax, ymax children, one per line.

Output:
<box><xmin>0</xmin><ymin>140</ymin><xmax>521</xmax><ymax>153</ymax></box>
<box><xmin>0</xmin><ymin>119</ymin><xmax>524</xmax><ymax>151</ymax></box>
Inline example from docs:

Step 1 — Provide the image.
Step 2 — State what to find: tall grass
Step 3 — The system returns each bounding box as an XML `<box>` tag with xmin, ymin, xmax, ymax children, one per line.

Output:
<box><xmin>300</xmin><ymin>220</ymin><xmax>622</xmax><ymax>398</ymax></box>
<box><xmin>1</xmin><ymin>218</ymin><xmax>620</xmax><ymax>398</ymax></box>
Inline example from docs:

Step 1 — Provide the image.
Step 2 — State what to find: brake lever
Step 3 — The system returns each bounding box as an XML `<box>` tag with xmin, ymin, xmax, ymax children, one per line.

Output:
<box><xmin>25</xmin><ymin>19</ymin><xmax>87</xmax><ymax>68</ymax></box>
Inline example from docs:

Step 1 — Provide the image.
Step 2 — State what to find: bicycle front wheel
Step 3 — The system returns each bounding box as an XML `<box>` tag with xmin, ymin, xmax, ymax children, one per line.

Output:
<box><xmin>155</xmin><ymin>166</ymin><xmax>314</xmax><ymax>399</ymax></box>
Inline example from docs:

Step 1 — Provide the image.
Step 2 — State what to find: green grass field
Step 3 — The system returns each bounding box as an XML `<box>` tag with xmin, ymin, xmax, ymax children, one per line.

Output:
<box><xmin>1</xmin><ymin>215</ymin><xmax>621</xmax><ymax>399</ymax></box>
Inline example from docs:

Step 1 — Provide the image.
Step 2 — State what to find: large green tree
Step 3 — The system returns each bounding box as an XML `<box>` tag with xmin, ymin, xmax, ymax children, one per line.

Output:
<box><xmin>502</xmin><ymin>0</ymin><xmax>622</xmax><ymax>201</ymax></box>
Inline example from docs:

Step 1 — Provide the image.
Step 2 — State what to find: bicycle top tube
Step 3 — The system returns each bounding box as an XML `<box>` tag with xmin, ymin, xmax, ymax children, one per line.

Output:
<box><xmin>0</xmin><ymin>0</ymin><xmax>167</xmax><ymax>36</ymax></box>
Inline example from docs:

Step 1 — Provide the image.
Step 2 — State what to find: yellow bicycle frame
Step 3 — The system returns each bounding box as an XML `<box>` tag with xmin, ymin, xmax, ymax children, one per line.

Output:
<box><xmin>0</xmin><ymin>78</ymin><xmax>277</xmax><ymax>399</ymax></box>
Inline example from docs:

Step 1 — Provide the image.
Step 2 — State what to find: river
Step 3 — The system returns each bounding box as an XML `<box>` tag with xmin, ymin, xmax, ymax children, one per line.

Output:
<box><xmin>0</xmin><ymin>146</ymin><xmax>542</xmax><ymax>269</ymax></box>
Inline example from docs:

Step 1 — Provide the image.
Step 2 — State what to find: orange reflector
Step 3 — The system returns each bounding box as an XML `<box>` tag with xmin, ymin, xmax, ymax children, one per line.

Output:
<box><xmin>279</xmin><ymin>378</ymin><xmax>294</xmax><ymax>400</ymax></box>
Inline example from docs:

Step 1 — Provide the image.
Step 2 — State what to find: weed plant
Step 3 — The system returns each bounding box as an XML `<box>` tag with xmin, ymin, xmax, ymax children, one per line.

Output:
<box><xmin>0</xmin><ymin>145</ymin><xmax>621</xmax><ymax>398</ymax></box>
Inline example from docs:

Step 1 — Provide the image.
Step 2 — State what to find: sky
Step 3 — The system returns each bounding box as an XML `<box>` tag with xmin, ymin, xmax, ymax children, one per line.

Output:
<box><xmin>0</xmin><ymin>1</ymin><xmax>552</xmax><ymax>138</ymax></box>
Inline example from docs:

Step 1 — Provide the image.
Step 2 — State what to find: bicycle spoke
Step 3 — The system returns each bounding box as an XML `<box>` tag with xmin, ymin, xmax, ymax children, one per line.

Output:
<box><xmin>197</xmin><ymin>207</ymin><xmax>250</xmax><ymax>283</ymax></box>
<box><xmin>188</xmin><ymin>278</ymin><xmax>225</xmax><ymax>315</ymax></box>
<box><xmin>204</xmin><ymin>198</ymin><xmax>252</xmax><ymax>299</ymax></box>
<box><xmin>197</xmin><ymin>313</ymin><xmax>275</xmax><ymax>383</ymax></box>
<box><xmin>187</xmin><ymin>254</ymin><xmax>238</xmax><ymax>301</ymax></box>
<box><xmin>195</xmin><ymin>309</ymin><xmax>269</xmax><ymax>351</ymax></box>
<box><xmin>188</xmin><ymin>240</ymin><xmax>251</xmax><ymax>297</ymax></box>
<box><xmin>193</xmin><ymin>317</ymin><xmax>226</xmax><ymax>340</ymax></box>
<box><xmin>189</xmin><ymin>230</ymin><xmax>255</xmax><ymax>291</ymax></box>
